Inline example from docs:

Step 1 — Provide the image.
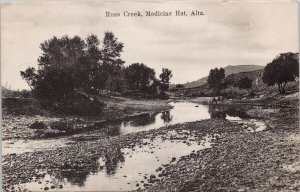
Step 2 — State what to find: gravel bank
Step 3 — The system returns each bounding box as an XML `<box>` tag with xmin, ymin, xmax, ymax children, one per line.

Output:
<box><xmin>3</xmin><ymin>96</ymin><xmax>299</xmax><ymax>191</ymax></box>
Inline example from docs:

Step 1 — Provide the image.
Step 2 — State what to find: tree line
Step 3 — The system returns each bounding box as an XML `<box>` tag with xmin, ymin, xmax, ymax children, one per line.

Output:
<box><xmin>21</xmin><ymin>32</ymin><xmax>172</xmax><ymax>101</ymax></box>
<box><xmin>207</xmin><ymin>52</ymin><xmax>299</xmax><ymax>95</ymax></box>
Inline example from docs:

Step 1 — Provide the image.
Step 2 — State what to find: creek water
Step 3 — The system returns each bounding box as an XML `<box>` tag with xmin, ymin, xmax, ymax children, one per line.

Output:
<box><xmin>76</xmin><ymin>101</ymin><xmax>267</xmax><ymax>136</ymax></box>
<box><xmin>7</xmin><ymin>101</ymin><xmax>267</xmax><ymax>191</ymax></box>
<box><xmin>16</xmin><ymin>131</ymin><xmax>214</xmax><ymax>191</ymax></box>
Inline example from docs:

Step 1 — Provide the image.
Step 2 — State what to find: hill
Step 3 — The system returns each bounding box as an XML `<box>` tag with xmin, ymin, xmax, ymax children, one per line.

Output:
<box><xmin>173</xmin><ymin>68</ymin><xmax>298</xmax><ymax>98</ymax></box>
<box><xmin>183</xmin><ymin>65</ymin><xmax>264</xmax><ymax>88</ymax></box>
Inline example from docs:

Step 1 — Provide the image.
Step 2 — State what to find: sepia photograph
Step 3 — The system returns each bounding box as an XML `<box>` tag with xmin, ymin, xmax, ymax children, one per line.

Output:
<box><xmin>1</xmin><ymin>0</ymin><xmax>299</xmax><ymax>191</ymax></box>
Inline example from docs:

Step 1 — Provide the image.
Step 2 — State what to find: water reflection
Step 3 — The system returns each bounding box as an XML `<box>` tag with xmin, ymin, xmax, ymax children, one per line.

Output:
<box><xmin>94</xmin><ymin>120</ymin><xmax>122</xmax><ymax>136</ymax></box>
<box><xmin>94</xmin><ymin>102</ymin><xmax>211</xmax><ymax>135</ymax></box>
<box><xmin>4</xmin><ymin>102</ymin><xmax>264</xmax><ymax>156</ymax></box>
<box><xmin>208</xmin><ymin>105</ymin><xmax>249</xmax><ymax>119</ymax></box>
<box><xmin>124</xmin><ymin>113</ymin><xmax>157</xmax><ymax>127</ymax></box>
<box><xmin>208</xmin><ymin>105</ymin><xmax>226</xmax><ymax>119</ymax></box>
<box><xmin>224</xmin><ymin>106</ymin><xmax>250</xmax><ymax>118</ymax></box>
<box><xmin>89</xmin><ymin>102</ymin><xmax>254</xmax><ymax>136</ymax></box>
<box><xmin>161</xmin><ymin>111</ymin><xmax>173</xmax><ymax>123</ymax></box>
<box><xmin>52</xmin><ymin>169</ymin><xmax>90</xmax><ymax>187</ymax></box>
<box><xmin>11</xmin><ymin>102</ymin><xmax>268</xmax><ymax>191</ymax></box>
<box><xmin>103</xmin><ymin>148</ymin><xmax>125</xmax><ymax>175</ymax></box>
<box><xmin>16</xmin><ymin>131</ymin><xmax>212</xmax><ymax>191</ymax></box>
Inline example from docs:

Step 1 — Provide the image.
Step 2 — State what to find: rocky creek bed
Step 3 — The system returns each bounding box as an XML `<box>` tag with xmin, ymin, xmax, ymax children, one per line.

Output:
<box><xmin>2</xmin><ymin>98</ymin><xmax>300</xmax><ymax>191</ymax></box>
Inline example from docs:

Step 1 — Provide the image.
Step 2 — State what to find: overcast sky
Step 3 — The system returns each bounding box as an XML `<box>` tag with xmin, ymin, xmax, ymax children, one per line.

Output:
<box><xmin>1</xmin><ymin>0</ymin><xmax>299</xmax><ymax>90</ymax></box>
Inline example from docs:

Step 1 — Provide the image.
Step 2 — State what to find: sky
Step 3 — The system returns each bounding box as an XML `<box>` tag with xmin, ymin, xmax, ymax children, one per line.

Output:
<box><xmin>1</xmin><ymin>0</ymin><xmax>299</xmax><ymax>90</ymax></box>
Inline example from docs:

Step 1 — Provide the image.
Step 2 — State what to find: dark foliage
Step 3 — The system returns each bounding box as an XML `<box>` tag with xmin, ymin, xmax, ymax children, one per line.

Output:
<box><xmin>207</xmin><ymin>68</ymin><xmax>225</xmax><ymax>93</ymax></box>
<box><xmin>124</xmin><ymin>63</ymin><xmax>157</xmax><ymax>94</ymax></box>
<box><xmin>262</xmin><ymin>52</ymin><xmax>299</xmax><ymax>94</ymax></box>
<box><xmin>50</xmin><ymin>121</ymin><xmax>72</xmax><ymax>131</ymax></box>
<box><xmin>2</xmin><ymin>87</ymin><xmax>32</xmax><ymax>98</ymax></box>
<box><xmin>159</xmin><ymin>68</ymin><xmax>173</xmax><ymax>93</ymax></box>
<box><xmin>29</xmin><ymin>121</ymin><xmax>47</xmax><ymax>129</ymax></box>
<box><xmin>20</xmin><ymin>32</ymin><xmax>125</xmax><ymax>101</ymax></box>
<box><xmin>175</xmin><ymin>84</ymin><xmax>185</xmax><ymax>89</ymax></box>
<box><xmin>237</xmin><ymin>77</ymin><xmax>253</xmax><ymax>89</ymax></box>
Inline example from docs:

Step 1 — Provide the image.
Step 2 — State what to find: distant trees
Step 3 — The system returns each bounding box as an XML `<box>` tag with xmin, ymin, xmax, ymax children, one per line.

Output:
<box><xmin>175</xmin><ymin>84</ymin><xmax>185</xmax><ymax>89</ymax></box>
<box><xmin>207</xmin><ymin>67</ymin><xmax>225</xmax><ymax>94</ymax></box>
<box><xmin>159</xmin><ymin>68</ymin><xmax>173</xmax><ymax>94</ymax></box>
<box><xmin>124</xmin><ymin>64</ymin><xmax>173</xmax><ymax>96</ymax></box>
<box><xmin>237</xmin><ymin>77</ymin><xmax>253</xmax><ymax>89</ymax></box>
<box><xmin>124</xmin><ymin>63</ymin><xmax>156</xmax><ymax>93</ymax></box>
<box><xmin>262</xmin><ymin>52</ymin><xmax>299</xmax><ymax>94</ymax></box>
<box><xmin>20</xmin><ymin>32</ymin><xmax>125</xmax><ymax>101</ymax></box>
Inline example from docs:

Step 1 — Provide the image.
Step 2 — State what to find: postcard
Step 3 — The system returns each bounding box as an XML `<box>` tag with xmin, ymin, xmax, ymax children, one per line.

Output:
<box><xmin>1</xmin><ymin>0</ymin><xmax>299</xmax><ymax>191</ymax></box>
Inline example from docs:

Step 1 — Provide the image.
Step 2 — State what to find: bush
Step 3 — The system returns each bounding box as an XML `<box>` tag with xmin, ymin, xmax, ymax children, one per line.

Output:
<box><xmin>247</xmin><ymin>91</ymin><xmax>256</xmax><ymax>98</ymax></box>
<box><xmin>60</xmin><ymin>96</ymin><xmax>105</xmax><ymax>115</ymax></box>
<box><xmin>237</xmin><ymin>77</ymin><xmax>253</xmax><ymax>89</ymax></box>
<box><xmin>158</xmin><ymin>92</ymin><xmax>170</xmax><ymax>100</ymax></box>
<box><xmin>221</xmin><ymin>86</ymin><xmax>248</xmax><ymax>99</ymax></box>
<box><xmin>29</xmin><ymin>121</ymin><xmax>47</xmax><ymax>129</ymax></box>
<box><xmin>50</xmin><ymin>121</ymin><xmax>72</xmax><ymax>131</ymax></box>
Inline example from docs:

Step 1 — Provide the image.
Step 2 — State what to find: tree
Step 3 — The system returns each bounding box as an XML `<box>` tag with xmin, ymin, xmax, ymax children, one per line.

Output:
<box><xmin>124</xmin><ymin>63</ymin><xmax>156</xmax><ymax>93</ymax></box>
<box><xmin>20</xmin><ymin>67</ymin><xmax>36</xmax><ymax>90</ymax></box>
<box><xmin>30</xmin><ymin>35</ymin><xmax>86</xmax><ymax>100</ymax></box>
<box><xmin>20</xmin><ymin>32</ymin><xmax>125</xmax><ymax>101</ymax></box>
<box><xmin>262</xmin><ymin>52</ymin><xmax>299</xmax><ymax>94</ymax></box>
<box><xmin>175</xmin><ymin>84</ymin><xmax>185</xmax><ymax>89</ymax></box>
<box><xmin>159</xmin><ymin>68</ymin><xmax>173</xmax><ymax>93</ymax></box>
<box><xmin>207</xmin><ymin>67</ymin><xmax>225</xmax><ymax>94</ymax></box>
<box><xmin>237</xmin><ymin>77</ymin><xmax>253</xmax><ymax>89</ymax></box>
<box><xmin>101</xmin><ymin>31</ymin><xmax>125</xmax><ymax>92</ymax></box>
<box><xmin>84</xmin><ymin>34</ymin><xmax>102</xmax><ymax>93</ymax></box>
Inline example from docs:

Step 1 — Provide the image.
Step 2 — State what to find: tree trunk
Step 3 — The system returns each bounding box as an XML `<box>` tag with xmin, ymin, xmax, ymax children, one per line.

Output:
<box><xmin>278</xmin><ymin>83</ymin><xmax>282</xmax><ymax>94</ymax></box>
<box><xmin>277</xmin><ymin>83</ymin><xmax>286</xmax><ymax>94</ymax></box>
<box><xmin>25</xmin><ymin>80</ymin><xmax>33</xmax><ymax>90</ymax></box>
<box><xmin>282</xmin><ymin>82</ymin><xmax>286</xmax><ymax>94</ymax></box>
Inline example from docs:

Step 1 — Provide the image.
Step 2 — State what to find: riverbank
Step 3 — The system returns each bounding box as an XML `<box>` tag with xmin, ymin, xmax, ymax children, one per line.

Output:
<box><xmin>147</xmin><ymin>109</ymin><xmax>300</xmax><ymax>191</ymax></box>
<box><xmin>2</xmin><ymin>93</ymin><xmax>299</xmax><ymax>191</ymax></box>
<box><xmin>146</xmin><ymin>93</ymin><xmax>299</xmax><ymax>191</ymax></box>
<box><xmin>2</xmin><ymin>96</ymin><xmax>172</xmax><ymax>140</ymax></box>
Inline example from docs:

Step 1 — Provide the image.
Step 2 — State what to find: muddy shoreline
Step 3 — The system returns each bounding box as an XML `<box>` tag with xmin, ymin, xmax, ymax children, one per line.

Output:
<box><xmin>2</xmin><ymin>98</ymin><xmax>172</xmax><ymax>140</ymax></box>
<box><xmin>2</xmin><ymin>95</ymin><xmax>300</xmax><ymax>191</ymax></box>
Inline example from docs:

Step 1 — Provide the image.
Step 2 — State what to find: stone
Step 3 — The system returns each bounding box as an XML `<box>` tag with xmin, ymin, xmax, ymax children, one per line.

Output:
<box><xmin>29</xmin><ymin>121</ymin><xmax>47</xmax><ymax>129</ymax></box>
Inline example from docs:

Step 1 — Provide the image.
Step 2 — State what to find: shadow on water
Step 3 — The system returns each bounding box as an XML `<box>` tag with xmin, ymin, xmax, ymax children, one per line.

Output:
<box><xmin>103</xmin><ymin>148</ymin><xmax>125</xmax><ymax>175</ymax></box>
<box><xmin>93</xmin><ymin>102</ymin><xmax>252</xmax><ymax>137</ymax></box>
<box><xmin>208</xmin><ymin>104</ymin><xmax>250</xmax><ymax>119</ymax></box>
<box><xmin>90</xmin><ymin>102</ymin><xmax>211</xmax><ymax>136</ymax></box>
<box><xmin>161</xmin><ymin>111</ymin><xmax>173</xmax><ymax>123</ymax></box>
<box><xmin>14</xmin><ymin>134</ymin><xmax>212</xmax><ymax>191</ymax></box>
<box><xmin>93</xmin><ymin>113</ymin><xmax>158</xmax><ymax>136</ymax></box>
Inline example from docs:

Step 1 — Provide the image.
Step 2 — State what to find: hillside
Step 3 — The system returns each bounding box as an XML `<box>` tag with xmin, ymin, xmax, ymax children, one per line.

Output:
<box><xmin>183</xmin><ymin>65</ymin><xmax>264</xmax><ymax>88</ymax></box>
<box><xmin>174</xmin><ymin>69</ymin><xmax>298</xmax><ymax>98</ymax></box>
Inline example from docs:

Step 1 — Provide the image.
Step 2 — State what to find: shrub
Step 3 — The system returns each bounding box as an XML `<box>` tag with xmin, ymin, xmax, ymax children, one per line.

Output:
<box><xmin>29</xmin><ymin>121</ymin><xmax>47</xmax><ymax>129</ymax></box>
<box><xmin>237</xmin><ymin>77</ymin><xmax>253</xmax><ymax>89</ymax></box>
<box><xmin>50</xmin><ymin>121</ymin><xmax>72</xmax><ymax>131</ymax></box>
